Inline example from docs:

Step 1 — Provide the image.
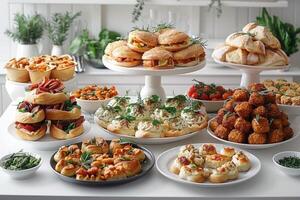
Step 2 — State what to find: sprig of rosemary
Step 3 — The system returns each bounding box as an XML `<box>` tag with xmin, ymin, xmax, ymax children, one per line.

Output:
<box><xmin>131</xmin><ymin>25</ymin><xmax>151</xmax><ymax>32</ymax></box>
<box><xmin>152</xmin><ymin>23</ymin><xmax>175</xmax><ymax>32</ymax></box>
<box><xmin>80</xmin><ymin>152</ymin><xmax>92</xmax><ymax>169</ymax></box>
<box><xmin>190</xmin><ymin>36</ymin><xmax>207</xmax><ymax>48</ymax></box>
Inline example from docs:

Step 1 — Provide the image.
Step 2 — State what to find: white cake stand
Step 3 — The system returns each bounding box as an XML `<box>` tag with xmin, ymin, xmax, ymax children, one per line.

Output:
<box><xmin>214</xmin><ymin>59</ymin><xmax>289</xmax><ymax>88</ymax></box>
<box><xmin>103</xmin><ymin>57</ymin><xmax>206</xmax><ymax>101</ymax></box>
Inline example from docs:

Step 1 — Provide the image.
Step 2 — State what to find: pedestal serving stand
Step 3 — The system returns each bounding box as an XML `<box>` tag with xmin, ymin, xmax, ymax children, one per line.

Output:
<box><xmin>214</xmin><ymin>59</ymin><xmax>289</xmax><ymax>88</ymax></box>
<box><xmin>103</xmin><ymin>57</ymin><xmax>206</xmax><ymax>101</ymax></box>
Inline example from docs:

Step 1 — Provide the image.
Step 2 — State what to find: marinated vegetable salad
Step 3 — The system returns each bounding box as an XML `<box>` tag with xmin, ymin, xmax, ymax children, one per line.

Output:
<box><xmin>0</xmin><ymin>151</ymin><xmax>41</xmax><ymax>170</ymax></box>
<box><xmin>187</xmin><ymin>80</ymin><xmax>233</xmax><ymax>101</ymax></box>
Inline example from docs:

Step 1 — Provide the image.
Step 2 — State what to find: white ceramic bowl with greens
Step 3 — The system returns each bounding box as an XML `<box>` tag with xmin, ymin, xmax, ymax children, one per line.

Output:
<box><xmin>273</xmin><ymin>151</ymin><xmax>300</xmax><ymax>176</ymax></box>
<box><xmin>0</xmin><ymin>151</ymin><xmax>42</xmax><ymax>179</ymax></box>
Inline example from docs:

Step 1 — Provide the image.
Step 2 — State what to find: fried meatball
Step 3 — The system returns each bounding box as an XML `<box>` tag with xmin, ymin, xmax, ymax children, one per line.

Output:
<box><xmin>234</xmin><ymin>117</ymin><xmax>252</xmax><ymax>134</ymax></box>
<box><xmin>210</xmin><ymin>119</ymin><xmax>219</xmax><ymax>132</ymax></box>
<box><xmin>222</xmin><ymin>113</ymin><xmax>238</xmax><ymax>130</ymax></box>
<box><xmin>264</xmin><ymin>92</ymin><xmax>276</xmax><ymax>104</ymax></box>
<box><xmin>234</xmin><ymin>102</ymin><xmax>253</xmax><ymax>118</ymax></box>
<box><xmin>251</xmin><ymin>116</ymin><xmax>270</xmax><ymax>134</ymax></box>
<box><xmin>248</xmin><ymin>132</ymin><xmax>267</xmax><ymax>144</ymax></box>
<box><xmin>252</xmin><ymin>106</ymin><xmax>267</xmax><ymax>117</ymax></box>
<box><xmin>281</xmin><ymin>118</ymin><xmax>290</xmax><ymax>127</ymax></box>
<box><xmin>280</xmin><ymin>111</ymin><xmax>289</xmax><ymax>120</ymax></box>
<box><xmin>248</xmin><ymin>83</ymin><xmax>266</xmax><ymax>92</ymax></box>
<box><xmin>283</xmin><ymin>127</ymin><xmax>294</xmax><ymax>140</ymax></box>
<box><xmin>216</xmin><ymin>108</ymin><xmax>227</xmax><ymax>124</ymax></box>
<box><xmin>214</xmin><ymin>125</ymin><xmax>230</xmax><ymax>140</ymax></box>
<box><xmin>232</xmin><ymin>89</ymin><xmax>249</xmax><ymax>102</ymax></box>
<box><xmin>268</xmin><ymin>129</ymin><xmax>285</xmax><ymax>143</ymax></box>
<box><xmin>270</xmin><ymin>119</ymin><xmax>283</xmax><ymax>130</ymax></box>
<box><xmin>224</xmin><ymin>99</ymin><xmax>235</xmax><ymax>112</ymax></box>
<box><xmin>266</xmin><ymin>104</ymin><xmax>281</xmax><ymax>118</ymax></box>
<box><xmin>249</xmin><ymin>92</ymin><xmax>264</xmax><ymax>107</ymax></box>
<box><xmin>228</xmin><ymin>129</ymin><xmax>247</xmax><ymax>143</ymax></box>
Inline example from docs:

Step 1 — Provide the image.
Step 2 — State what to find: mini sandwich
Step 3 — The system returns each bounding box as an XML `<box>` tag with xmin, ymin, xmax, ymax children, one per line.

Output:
<box><xmin>128</xmin><ymin>30</ymin><xmax>158</xmax><ymax>53</ymax></box>
<box><xmin>15</xmin><ymin>101</ymin><xmax>46</xmax><ymax>141</ymax></box>
<box><xmin>173</xmin><ymin>44</ymin><xmax>205</xmax><ymax>67</ymax></box>
<box><xmin>111</xmin><ymin>46</ymin><xmax>142</xmax><ymax>67</ymax></box>
<box><xmin>142</xmin><ymin>47</ymin><xmax>174</xmax><ymax>69</ymax></box>
<box><xmin>25</xmin><ymin>78</ymin><xmax>68</xmax><ymax>105</ymax></box>
<box><xmin>158</xmin><ymin>29</ymin><xmax>191</xmax><ymax>52</ymax></box>
<box><xmin>45</xmin><ymin>96</ymin><xmax>81</xmax><ymax>120</ymax></box>
<box><xmin>104</xmin><ymin>40</ymin><xmax>127</xmax><ymax>60</ymax></box>
<box><xmin>50</xmin><ymin>116</ymin><xmax>85</xmax><ymax>140</ymax></box>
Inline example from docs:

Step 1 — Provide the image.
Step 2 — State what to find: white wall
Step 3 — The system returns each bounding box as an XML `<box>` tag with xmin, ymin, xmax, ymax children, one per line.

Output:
<box><xmin>0</xmin><ymin>0</ymin><xmax>300</xmax><ymax>62</ymax></box>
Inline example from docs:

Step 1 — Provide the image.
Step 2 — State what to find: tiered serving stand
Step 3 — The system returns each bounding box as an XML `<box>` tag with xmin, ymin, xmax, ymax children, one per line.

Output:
<box><xmin>214</xmin><ymin>58</ymin><xmax>289</xmax><ymax>88</ymax></box>
<box><xmin>102</xmin><ymin>57</ymin><xmax>206</xmax><ymax>101</ymax></box>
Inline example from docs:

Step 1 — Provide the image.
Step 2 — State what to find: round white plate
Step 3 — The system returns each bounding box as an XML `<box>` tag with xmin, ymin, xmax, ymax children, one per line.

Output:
<box><xmin>7</xmin><ymin>121</ymin><xmax>91</xmax><ymax>151</ymax></box>
<box><xmin>5</xmin><ymin>76</ymin><xmax>77</xmax><ymax>100</ymax></box>
<box><xmin>156</xmin><ymin>143</ymin><xmax>261</xmax><ymax>187</ymax></box>
<box><xmin>189</xmin><ymin>98</ymin><xmax>225</xmax><ymax>113</ymax></box>
<box><xmin>214</xmin><ymin>59</ymin><xmax>289</xmax><ymax>71</ymax></box>
<box><xmin>278</xmin><ymin>104</ymin><xmax>300</xmax><ymax>116</ymax></box>
<box><xmin>103</xmin><ymin>56</ymin><xmax>206</xmax><ymax>76</ymax></box>
<box><xmin>94</xmin><ymin>116</ymin><xmax>205</xmax><ymax>145</ymax></box>
<box><xmin>207</xmin><ymin>117</ymin><xmax>299</xmax><ymax>149</ymax></box>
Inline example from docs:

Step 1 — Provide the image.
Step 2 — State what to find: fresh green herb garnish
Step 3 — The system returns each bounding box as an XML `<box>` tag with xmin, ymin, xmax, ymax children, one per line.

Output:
<box><xmin>131</xmin><ymin>25</ymin><xmax>150</xmax><ymax>32</ymax></box>
<box><xmin>160</xmin><ymin>105</ymin><xmax>177</xmax><ymax>115</ymax></box>
<box><xmin>80</xmin><ymin>152</ymin><xmax>92</xmax><ymax>169</ymax></box>
<box><xmin>64</xmin><ymin>123</ymin><xmax>76</xmax><ymax>133</ymax></box>
<box><xmin>152</xmin><ymin>23</ymin><xmax>174</xmax><ymax>32</ymax></box>
<box><xmin>190</xmin><ymin>36</ymin><xmax>207</xmax><ymax>48</ymax></box>
<box><xmin>116</xmin><ymin>114</ymin><xmax>136</xmax><ymax>122</ymax></box>
<box><xmin>152</xmin><ymin>119</ymin><xmax>162</xmax><ymax>126</ymax></box>
<box><xmin>190</xmin><ymin>163</ymin><xmax>197</xmax><ymax>169</ymax></box>
<box><xmin>0</xmin><ymin>150</ymin><xmax>41</xmax><ymax>170</ymax></box>
<box><xmin>278</xmin><ymin>156</ymin><xmax>300</xmax><ymax>168</ymax></box>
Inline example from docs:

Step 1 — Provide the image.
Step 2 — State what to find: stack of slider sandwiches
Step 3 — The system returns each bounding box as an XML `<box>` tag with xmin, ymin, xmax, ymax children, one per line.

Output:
<box><xmin>15</xmin><ymin>78</ymin><xmax>84</xmax><ymax>141</ymax></box>
<box><xmin>104</xmin><ymin>25</ymin><xmax>206</xmax><ymax>69</ymax></box>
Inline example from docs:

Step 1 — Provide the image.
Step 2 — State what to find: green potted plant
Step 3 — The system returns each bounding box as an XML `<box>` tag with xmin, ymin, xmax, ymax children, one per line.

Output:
<box><xmin>69</xmin><ymin>28</ymin><xmax>121</xmax><ymax>68</ymax></box>
<box><xmin>257</xmin><ymin>8</ymin><xmax>300</xmax><ymax>70</ymax></box>
<box><xmin>5</xmin><ymin>13</ymin><xmax>45</xmax><ymax>58</ymax></box>
<box><xmin>46</xmin><ymin>11</ymin><xmax>81</xmax><ymax>56</ymax></box>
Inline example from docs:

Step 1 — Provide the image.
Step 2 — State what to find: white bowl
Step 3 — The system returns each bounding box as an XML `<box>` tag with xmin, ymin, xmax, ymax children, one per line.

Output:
<box><xmin>189</xmin><ymin>98</ymin><xmax>225</xmax><ymax>113</ymax></box>
<box><xmin>5</xmin><ymin>76</ymin><xmax>77</xmax><ymax>101</ymax></box>
<box><xmin>0</xmin><ymin>152</ymin><xmax>42</xmax><ymax>179</ymax></box>
<box><xmin>273</xmin><ymin>151</ymin><xmax>300</xmax><ymax>176</ymax></box>
<box><xmin>76</xmin><ymin>98</ymin><xmax>112</xmax><ymax>114</ymax></box>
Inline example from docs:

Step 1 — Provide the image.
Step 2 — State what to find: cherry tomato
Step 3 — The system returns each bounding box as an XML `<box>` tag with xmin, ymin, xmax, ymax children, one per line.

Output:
<box><xmin>199</xmin><ymin>93</ymin><xmax>209</xmax><ymax>100</ymax></box>
<box><xmin>187</xmin><ymin>85</ymin><xmax>196</xmax><ymax>97</ymax></box>
<box><xmin>191</xmin><ymin>93</ymin><xmax>199</xmax><ymax>99</ymax></box>
<box><xmin>216</xmin><ymin>86</ymin><xmax>225</xmax><ymax>93</ymax></box>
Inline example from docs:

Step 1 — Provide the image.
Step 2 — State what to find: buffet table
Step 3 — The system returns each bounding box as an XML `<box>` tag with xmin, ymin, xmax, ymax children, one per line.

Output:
<box><xmin>1</xmin><ymin>103</ymin><xmax>300</xmax><ymax>200</ymax></box>
<box><xmin>1</xmin><ymin>63</ymin><xmax>300</xmax><ymax>115</ymax></box>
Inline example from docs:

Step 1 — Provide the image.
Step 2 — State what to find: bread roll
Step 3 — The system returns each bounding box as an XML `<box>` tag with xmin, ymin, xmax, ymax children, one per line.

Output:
<box><xmin>242</xmin><ymin>22</ymin><xmax>281</xmax><ymax>49</ymax></box>
<box><xmin>15</xmin><ymin>109</ymin><xmax>45</xmax><ymax>124</ymax></box>
<box><xmin>225</xmin><ymin>32</ymin><xmax>265</xmax><ymax>54</ymax></box>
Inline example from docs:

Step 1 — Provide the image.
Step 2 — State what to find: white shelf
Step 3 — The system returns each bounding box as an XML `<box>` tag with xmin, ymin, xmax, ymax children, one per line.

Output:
<box><xmin>8</xmin><ymin>0</ymin><xmax>288</xmax><ymax>7</ymax></box>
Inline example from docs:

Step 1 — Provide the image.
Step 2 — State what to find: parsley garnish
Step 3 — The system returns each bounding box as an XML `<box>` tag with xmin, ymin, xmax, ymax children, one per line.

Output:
<box><xmin>152</xmin><ymin>119</ymin><xmax>162</xmax><ymax>126</ymax></box>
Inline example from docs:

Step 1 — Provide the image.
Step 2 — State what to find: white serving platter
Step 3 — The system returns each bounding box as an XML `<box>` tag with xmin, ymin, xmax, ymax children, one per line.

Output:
<box><xmin>7</xmin><ymin>121</ymin><xmax>91</xmax><ymax>151</ymax></box>
<box><xmin>207</xmin><ymin>117</ymin><xmax>299</xmax><ymax>149</ymax></box>
<box><xmin>102</xmin><ymin>56</ymin><xmax>206</xmax><ymax>76</ymax></box>
<box><xmin>156</xmin><ymin>143</ymin><xmax>261</xmax><ymax>187</ymax></box>
<box><xmin>213</xmin><ymin>59</ymin><xmax>289</xmax><ymax>71</ymax></box>
<box><xmin>94</xmin><ymin>116</ymin><xmax>206</xmax><ymax>145</ymax></box>
<box><xmin>278</xmin><ymin>104</ymin><xmax>300</xmax><ymax>116</ymax></box>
